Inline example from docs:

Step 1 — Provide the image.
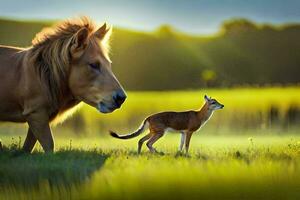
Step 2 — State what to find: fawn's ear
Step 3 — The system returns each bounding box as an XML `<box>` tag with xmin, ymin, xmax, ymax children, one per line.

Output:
<box><xmin>70</xmin><ymin>27</ymin><xmax>89</xmax><ymax>59</ymax></box>
<box><xmin>204</xmin><ymin>95</ymin><xmax>210</xmax><ymax>102</ymax></box>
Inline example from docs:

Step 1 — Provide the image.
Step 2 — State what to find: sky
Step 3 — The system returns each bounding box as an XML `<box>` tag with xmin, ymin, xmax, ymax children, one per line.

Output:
<box><xmin>0</xmin><ymin>0</ymin><xmax>299</xmax><ymax>34</ymax></box>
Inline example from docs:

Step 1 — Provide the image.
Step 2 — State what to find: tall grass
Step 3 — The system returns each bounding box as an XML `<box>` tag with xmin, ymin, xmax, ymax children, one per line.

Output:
<box><xmin>1</xmin><ymin>135</ymin><xmax>300</xmax><ymax>200</ymax></box>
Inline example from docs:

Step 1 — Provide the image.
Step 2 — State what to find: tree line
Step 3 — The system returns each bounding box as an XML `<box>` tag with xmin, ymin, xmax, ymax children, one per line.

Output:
<box><xmin>0</xmin><ymin>18</ymin><xmax>299</xmax><ymax>90</ymax></box>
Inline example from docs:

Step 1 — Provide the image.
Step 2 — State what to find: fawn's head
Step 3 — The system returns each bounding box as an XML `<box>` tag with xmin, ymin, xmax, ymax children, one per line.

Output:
<box><xmin>204</xmin><ymin>95</ymin><xmax>224</xmax><ymax>110</ymax></box>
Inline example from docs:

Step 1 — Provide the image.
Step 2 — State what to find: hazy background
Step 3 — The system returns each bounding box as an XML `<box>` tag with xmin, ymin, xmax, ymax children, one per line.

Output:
<box><xmin>0</xmin><ymin>0</ymin><xmax>299</xmax><ymax>137</ymax></box>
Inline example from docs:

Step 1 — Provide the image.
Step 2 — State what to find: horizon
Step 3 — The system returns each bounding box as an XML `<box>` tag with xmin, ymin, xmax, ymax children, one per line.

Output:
<box><xmin>0</xmin><ymin>0</ymin><xmax>299</xmax><ymax>34</ymax></box>
<box><xmin>0</xmin><ymin>15</ymin><xmax>299</xmax><ymax>37</ymax></box>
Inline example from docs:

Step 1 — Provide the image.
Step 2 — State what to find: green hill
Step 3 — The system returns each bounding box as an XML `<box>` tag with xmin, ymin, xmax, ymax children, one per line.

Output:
<box><xmin>0</xmin><ymin>18</ymin><xmax>299</xmax><ymax>90</ymax></box>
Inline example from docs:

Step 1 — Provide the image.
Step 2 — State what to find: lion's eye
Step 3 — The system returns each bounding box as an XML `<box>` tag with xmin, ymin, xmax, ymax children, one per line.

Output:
<box><xmin>89</xmin><ymin>63</ymin><xmax>101</xmax><ymax>72</ymax></box>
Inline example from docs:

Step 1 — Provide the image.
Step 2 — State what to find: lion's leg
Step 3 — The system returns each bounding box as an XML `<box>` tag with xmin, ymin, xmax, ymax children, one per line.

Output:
<box><xmin>22</xmin><ymin>128</ymin><xmax>37</xmax><ymax>153</ymax></box>
<box><xmin>27</xmin><ymin>111</ymin><xmax>54</xmax><ymax>153</ymax></box>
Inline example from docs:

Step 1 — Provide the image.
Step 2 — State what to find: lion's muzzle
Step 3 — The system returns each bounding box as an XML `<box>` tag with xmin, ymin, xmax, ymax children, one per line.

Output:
<box><xmin>97</xmin><ymin>89</ymin><xmax>126</xmax><ymax>113</ymax></box>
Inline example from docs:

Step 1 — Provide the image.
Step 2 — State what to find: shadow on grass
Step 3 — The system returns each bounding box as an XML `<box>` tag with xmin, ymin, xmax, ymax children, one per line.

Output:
<box><xmin>0</xmin><ymin>148</ymin><xmax>108</xmax><ymax>189</ymax></box>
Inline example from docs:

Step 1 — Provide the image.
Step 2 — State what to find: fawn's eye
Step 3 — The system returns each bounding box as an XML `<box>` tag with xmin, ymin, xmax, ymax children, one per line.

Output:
<box><xmin>89</xmin><ymin>62</ymin><xmax>101</xmax><ymax>72</ymax></box>
<box><xmin>211</xmin><ymin>102</ymin><xmax>216</xmax><ymax>104</ymax></box>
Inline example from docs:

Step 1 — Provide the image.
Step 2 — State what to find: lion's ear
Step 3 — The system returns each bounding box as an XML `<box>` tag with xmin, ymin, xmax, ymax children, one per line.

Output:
<box><xmin>70</xmin><ymin>27</ymin><xmax>89</xmax><ymax>58</ymax></box>
<box><xmin>94</xmin><ymin>23</ymin><xmax>112</xmax><ymax>40</ymax></box>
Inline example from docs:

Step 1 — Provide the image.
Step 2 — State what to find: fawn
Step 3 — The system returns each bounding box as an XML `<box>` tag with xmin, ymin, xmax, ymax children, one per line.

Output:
<box><xmin>110</xmin><ymin>95</ymin><xmax>224</xmax><ymax>154</ymax></box>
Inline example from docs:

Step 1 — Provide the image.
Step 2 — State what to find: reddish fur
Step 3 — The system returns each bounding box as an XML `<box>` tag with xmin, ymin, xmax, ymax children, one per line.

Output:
<box><xmin>148</xmin><ymin>102</ymin><xmax>210</xmax><ymax>133</ymax></box>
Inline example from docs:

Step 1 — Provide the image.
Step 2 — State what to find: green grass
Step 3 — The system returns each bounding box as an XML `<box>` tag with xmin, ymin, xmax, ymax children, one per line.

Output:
<box><xmin>1</xmin><ymin>134</ymin><xmax>300</xmax><ymax>200</ymax></box>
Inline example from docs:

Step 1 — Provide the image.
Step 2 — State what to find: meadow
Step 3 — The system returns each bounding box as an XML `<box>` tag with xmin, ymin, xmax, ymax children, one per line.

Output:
<box><xmin>0</xmin><ymin>87</ymin><xmax>300</xmax><ymax>200</ymax></box>
<box><xmin>1</xmin><ymin>135</ymin><xmax>300</xmax><ymax>200</ymax></box>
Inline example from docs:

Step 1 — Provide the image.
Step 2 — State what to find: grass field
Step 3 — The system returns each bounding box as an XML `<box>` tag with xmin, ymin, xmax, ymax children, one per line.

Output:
<box><xmin>0</xmin><ymin>87</ymin><xmax>300</xmax><ymax>200</ymax></box>
<box><xmin>1</xmin><ymin>135</ymin><xmax>300</xmax><ymax>200</ymax></box>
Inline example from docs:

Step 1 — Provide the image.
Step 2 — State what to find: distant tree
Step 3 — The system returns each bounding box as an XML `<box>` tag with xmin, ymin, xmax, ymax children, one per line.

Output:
<box><xmin>261</xmin><ymin>24</ymin><xmax>276</xmax><ymax>32</ymax></box>
<box><xmin>221</xmin><ymin>18</ymin><xmax>258</xmax><ymax>35</ymax></box>
<box><xmin>156</xmin><ymin>25</ymin><xmax>175</xmax><ymax>38</ymax></box>
<box><xmin>201</xmin><ymin>70</ymin><xmax>217</xmax><ymax>87</ymax></box>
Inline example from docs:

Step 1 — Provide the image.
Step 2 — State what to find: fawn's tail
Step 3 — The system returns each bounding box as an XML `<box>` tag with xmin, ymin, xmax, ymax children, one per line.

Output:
<box><xmin>109</xmin><ymin>119</ymin><xmax>149</xmax><ymax>139</ymax></box>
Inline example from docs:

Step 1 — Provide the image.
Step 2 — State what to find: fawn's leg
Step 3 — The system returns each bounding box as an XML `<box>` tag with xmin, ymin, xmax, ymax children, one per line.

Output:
<box><xmin>146</xmin><ymin>132</ymin><xmax>164</xmax><ymax>153</ymax></box>
<box><xmin>179</xmin><ymin>131</ymin><xmax>185</xmax><ymax>151</ymax></box>
<box><xmin>138</xmin><ymin>133</ymin><xmax>151</xmax><ymax>154</ymax></box>
<box><xmin>185</xmin><ymin>131</ymin><xmax>193</xmax><ymax>154</ymax></box>
<box><xmin>22</xmin><ymin>128</ymin><xmax>37</xmax><ymax>153</ymax></box>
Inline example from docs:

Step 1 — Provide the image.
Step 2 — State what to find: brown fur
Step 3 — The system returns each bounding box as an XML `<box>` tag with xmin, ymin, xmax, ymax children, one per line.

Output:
<box><xmin>110</xmin><ymin>96</ymin><xmax>224</xmax><ymax>154</ymax></box>
<box><xmin>0</xmin><ymin>17</ymin><xmax>126</xmax><ymax>152</ymax></box>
